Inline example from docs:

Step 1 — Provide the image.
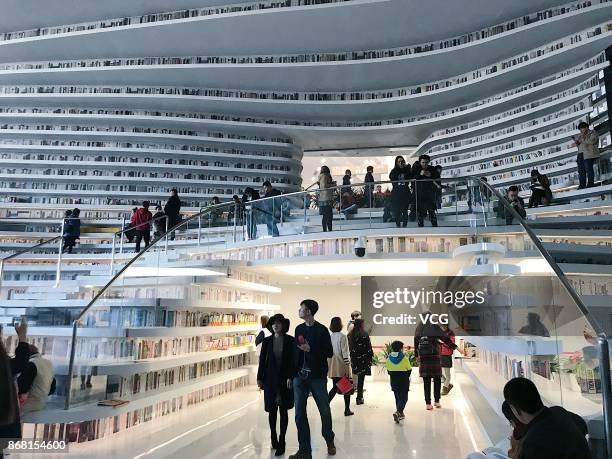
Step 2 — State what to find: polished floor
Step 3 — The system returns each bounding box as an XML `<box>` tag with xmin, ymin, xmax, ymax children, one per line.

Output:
<box><xmin>11</xmin><ymin>375</ymin><xmax>494</xmax><ymax>459</ymax></box>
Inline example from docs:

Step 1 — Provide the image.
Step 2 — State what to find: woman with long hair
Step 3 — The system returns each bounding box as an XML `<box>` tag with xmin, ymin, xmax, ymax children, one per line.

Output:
<box><xmin>327</xmin><ymin>317</ymin><xmax>353</xmax><ymax>416</ymax></box>
<box><xmin>318</xmin><ymin>165</ymin><xmax>336</xmax><ymax>232</ymax></box>
<box><xmin>389</xmin><ymin>156</ymin><xmax>412</xmax><ymax>228</ymax></box>
<box><xmin>348</xmin><ymin>319</ymin><xmax>373</xmax><ymax>406</ymax></box>
<box><xmin>1</xmin><ymin>320</ymin><xmax>30</xmax><ymax>457</ymax></box>
<box><xmin>257</xmin><ymin>314</ymin><xmax>294</xmax><ymax>456</ymax></box>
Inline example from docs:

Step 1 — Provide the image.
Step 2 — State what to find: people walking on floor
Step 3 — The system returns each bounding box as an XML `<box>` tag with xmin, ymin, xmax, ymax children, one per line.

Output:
<box><xmin>262</xmin><ymin>180</ymin><xmax>282</xmax><ymax>237</ymax></box>
<box><xmin>439</xmin><ymin>324</ymin><xmax>455</xmax><ymax>396</ymax></box>
<box><xmin>132</xmin><ymin>201</ymin><xmax>152</xmax><ymax>252</ymax></box>
<box><xmin>412</xmin><ymin>154</ymin><xmax>439</xmax><ymax>227</ymax></box>
<box><xmin>364</xmin><ymin>165</ymin><xmax>375</xmax><ymax>207</ymax></box>
<box><xmin>327</xmin><ymin>317</ymin><xmax>353</xmax><ymax>417</ymax></box>
<box><xmin>385</xmin><ymin>340</ymin><xmax>412</xmax><ymax>423</ymax></box>
<box><xmin>61</xmin><ymin>208</ymin><xmax>80</xmax><ymax>254</ymax></box>
<box><xmin>257</xmin><ymin>314</ymin><xmax>295</xmax><ymax>457</ymax></box>
<box><xmin>0</xmin><ymin>319</ymin><xmax>30</xmax><ymax>455</ymax></box>
<box><xmin>528</xmin><ymin>170</ymin><xmax>552</xmax><ymax>208</ymax></box>
<box><xmin>414</xmin><ymin>313</ymin><xmax>458</xmax><ymax>410</ymax></box>
<box><xmin>290</xmin><ymin>299</ymin><xmax>335</xmax><ymax>459</ymax></box>
<box><xmin>573</xmin><ymin>121</ymin><xmax>600</xmax><ymax>189</ymax></box>
<box><xmin>503</xmin><ymin>377</ymin><xmax>591</xmax><ymax>459</ymax></box>
<box><xmin>389</xmin><ymin>155</ymin><xmax>412</xmax><ymax>227</ymax></box>
<box><xmin>163</xmin><ymin>188</ymin><xmax>181</xmax><ymax>240</ymax></box>
<box><xmin>17</xmin><ymin>345</ymin><xmax>56</xmax><ymax>414</ymax></box>
<box><xmin>242</xmin><ymin>187</ymin><xmax>261</xmax><ymax>240</ymax></box>
<box><xmin>496</xmin><ymin>186</ymin><xmax>527</xmax><ymax>225</ymax></box>
<box><xmin>152</xmin><ymin>205</ymin><xmax>166</xmax><ymax>238</ymax></box>
<box><xmin>317</xmin><ymin>166</ymin><xmax>336</xmax><ymax>233</ymax></box>
<box><xmin>341</xmin><ymin>169</ymin><xmax>352</xmax><ymax>195</ymax></box>
<box><xmin>348</xmin><ymin>318</ymin><xmax>373</xmax><ymax>406</ymax></box>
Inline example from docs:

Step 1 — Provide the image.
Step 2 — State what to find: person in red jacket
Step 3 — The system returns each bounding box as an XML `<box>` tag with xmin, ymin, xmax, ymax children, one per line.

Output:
<box><xmin>131</xmin><ymin>201</ymin><xmax>152</xmax><ymax>252</ymax></box>
<box><xmin>439</xmin><ymin>324</ymin><xmax>456</xmax><ymax>395</ymax></box>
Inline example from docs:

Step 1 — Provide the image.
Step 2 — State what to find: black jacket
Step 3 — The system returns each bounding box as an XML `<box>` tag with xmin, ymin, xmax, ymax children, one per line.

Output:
<box><xmin>349</xmin><ymin>331</ymin><xmax>373</xmax><ymax>375</ymax></box>
<box><xmin>257</xmin><ymin>334</ymin><xmax>295</xmax><ymax>412</ymax></box>
<box><xmin>294</xmin><ymin>321</ymin><xmax>333</xmax><ymax>379</ymax></box>
<box><xmin>164</xmin><ymin>195</ymin><xmax>181</xmax><ymax>220</ymax></box>
<box><xmin>1</xmin><ymin>342</ymin><xmax>29</xmax><ymax>443</ymax></box>
<box><xmin>389</xmin><ymin>166</ymin><xmax>412</xmax><ymax>208</ymax></box>
<box><xmin>497</xmin><ymin>196</ymin><xmax>527</xmax><ymax>223</ymax></box>
<box><xmin>412</xmin><ymin>164</ymin><xmax>440</xmax><ymax>208</ymax></box>
<box><xmin>519</xmin><ymin>406</ymin><xmax>591</xmax><ymax>459</ymax></box>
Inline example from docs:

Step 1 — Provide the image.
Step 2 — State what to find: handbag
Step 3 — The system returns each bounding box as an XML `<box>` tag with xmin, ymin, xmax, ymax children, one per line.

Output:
<box><xmin>335</xmin><ymin>375</ymin><xmax>354</xmax><ymax>395</ymax></box>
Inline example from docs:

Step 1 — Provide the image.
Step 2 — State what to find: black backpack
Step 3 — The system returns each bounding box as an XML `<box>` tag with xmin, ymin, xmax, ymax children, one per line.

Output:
<box><xmin>418</xmin><ymin>336</ymin><xmax>436</xmax><ymax>356</ymax></box>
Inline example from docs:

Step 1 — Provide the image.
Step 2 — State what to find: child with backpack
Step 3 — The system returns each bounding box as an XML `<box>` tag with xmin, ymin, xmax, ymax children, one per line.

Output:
<box><xmin>385</xmin><ymin>340</ymin><xmax>412</xmax><ymax>423</ymax></box>
<box><xmin>414</xmin><ymin>314</ymin><xmax>458</xmax><ymax>410</ymax></box>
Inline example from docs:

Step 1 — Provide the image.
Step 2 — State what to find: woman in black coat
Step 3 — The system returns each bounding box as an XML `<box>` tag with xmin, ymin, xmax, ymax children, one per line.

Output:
<box><xmin>257</xmin><ymin>314</ymin><xmax>294</xmax><ymax>456</ymax></box>
<box><xmin>348</xmin><ymin>319</ymin><xmax>373</xmax><ymax>405</ymax></box>
<box><xmin>389</xmin><ymin>156</ymin><xmax>412</xmax><ymax>228</ymax></box>
<box><xmin>414</xmin><ymin>314</ymin><xmax>458</xmax><ymax>410</ymax></box>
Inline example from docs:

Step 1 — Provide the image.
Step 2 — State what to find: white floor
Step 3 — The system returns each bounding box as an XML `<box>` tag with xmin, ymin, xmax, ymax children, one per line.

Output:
<box><xmin>9</xmin><ymin>378</ymin><xmax>493</xmax><ymax>459</ymax></box>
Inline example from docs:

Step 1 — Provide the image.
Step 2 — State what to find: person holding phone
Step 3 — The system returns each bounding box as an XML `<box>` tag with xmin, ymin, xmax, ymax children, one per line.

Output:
<box><xmin>290</xmin><ymin>300</ymin><xmax>336</xmax><ymax>459</ymax></box>
<box><xmin>573</xmin><ymin>121</ymin><xmax>600</xmax><ymax>189</ymax></box>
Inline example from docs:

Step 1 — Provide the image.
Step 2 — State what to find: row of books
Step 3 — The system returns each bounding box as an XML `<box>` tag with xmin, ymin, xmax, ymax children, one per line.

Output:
<box><xmin>105</xmin><ymin>354</ymin><xmax>250</xmax><ymax>398</ymax></box>
<box><xmin>135</xmin><ymin>334</ymin><xmax>256</xmax><ymax>360</ymax></box>
<box><xmin>198</xmin><ymin>286</ymin><xmax>270</xmax><ymax>305</ymax></box>
<box><xmin>23</xmin><ymin>377</ymin><xmax>249</xmax><ymax>444</ymax></box>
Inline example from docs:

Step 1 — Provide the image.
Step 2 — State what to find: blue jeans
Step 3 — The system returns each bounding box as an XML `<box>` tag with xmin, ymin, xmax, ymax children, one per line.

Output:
<box><xmin>393</xmin><ymin>389</ymin><xmax>408</xmax><ymax>413</ymax></box>
<box><xmin>266</xmin><ymin>215</ymin><xmax>279</xmax><ymax>237</ymax></box>
<box><xmin>293</xmin><ymin>377</ymin><xmax>334</xmax><ymax>453</ymax></box>
<box><xmin>577</xmin><ymin>153</ymin><xmax>596</xmax><ymax>188</ymax></box>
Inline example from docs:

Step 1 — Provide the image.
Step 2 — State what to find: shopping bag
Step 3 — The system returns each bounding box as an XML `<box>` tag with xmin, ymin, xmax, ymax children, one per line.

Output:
<box><xmin>335</xmin><ymin>376</ymin><xmax>354</xmax><ymax>395</ymax></box>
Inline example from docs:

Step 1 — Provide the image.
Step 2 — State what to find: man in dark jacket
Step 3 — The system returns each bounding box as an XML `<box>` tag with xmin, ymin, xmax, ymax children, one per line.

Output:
<box><xmin>289</xmin><ymin>300</ymin><xmax>335</xmax><ymax>459</ymax></box>
<box><xmin>412</xmin><ymin>155</ymin><xmax>439</xmax><ymax>227</ymax></box>
<box><xmin>364</xmin><ymin>166</ymin><xmax>375</xmax><ymax>207</ymax></box>
<box><xmin>497</xmin><ymin>185</ymin><xmax>527</xmax><ymax>225</ymax></box>
<box><xmin>163</xmin><ymin>188</ymin><xmax>181</xmax><ymax>240</ymax></box>
<box><xmin>152</xmin><ymin>206</ymin><xmax>166</xmax><ymax>238</ymax></box>
<box><xmin>503</xmin><ymin>377</ymin><xmax>591</xmax><ymax>459</ymax></box>
<box><xmin>262</xmin><ymin>180</ymin><xmax>281</xmax><ymax>237</ymax></box>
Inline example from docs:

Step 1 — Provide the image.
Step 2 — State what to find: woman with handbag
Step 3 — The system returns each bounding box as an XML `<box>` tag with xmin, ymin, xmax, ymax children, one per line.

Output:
<box><xmin>327</xmin><ymin>317</ymin><xmax>354</xmax><ymax>417</ymax></box>
<box><xmin>257</xmin><ymin>314</ymin><xmax>295</xmax><ymax>456</ymax></box>
<box><xmin>348</xmin><ymin>319</ymin><xmax>373</xmax><ymax>406</ymax></box>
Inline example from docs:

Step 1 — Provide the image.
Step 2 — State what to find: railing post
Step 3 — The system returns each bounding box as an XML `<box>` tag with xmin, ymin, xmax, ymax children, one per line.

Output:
<box><xmin>55</xmin><ymin>218</ymin><xmax>65</xmax><ymax>288</ymax></box>
<box><xmin>0</xmin><ymin>259</ymin><xmax>4</xmax><ymax>294</ymax></box>
<box><xmin>302</xmin><ymin>193</ymin><xmax>307</xmax><ymax>234</ymax></box>
<box><xmin>164</xmin><ymin>216</ymin><xmax>169</xmax><ymax>254</ymax></box>
<box><xmin>233</xmin><ymin>204</ymin><xmax>238</xmax><ymax>243</ymax></box>
<box><xmin>598</xmin><ymin>335</ymin><xmax>612</xmax><ymax>459</ymax></box>
<box><xmin>119</xmin><ymin>216</ymin><xmax>125</xmax><ymax>255</ymax></box>
<box><xmin>455</xmin><ymin>184</ymin><xmax>459</xmax><ymax>225</ymax></box>
<box><xmin>109</xmin><ymin>234</ymin><xmax>116</xmax><ymax>275</ymax></box>
<box><xmin>198</xmin><ymin>214</ymin><xmax>202</xmax><ymax>247</ymax></box>
<box><xmin>64</xmin><ymin>320</ymin><xmax>79</xmax><ymax>410</ymax></box>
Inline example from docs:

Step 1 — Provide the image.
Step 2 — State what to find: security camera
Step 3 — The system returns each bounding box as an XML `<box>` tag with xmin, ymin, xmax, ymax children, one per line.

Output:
<box><xmin>354</xmin><ymin>236</ymin><xmax>366</xmax><ymax>257</ymax></box>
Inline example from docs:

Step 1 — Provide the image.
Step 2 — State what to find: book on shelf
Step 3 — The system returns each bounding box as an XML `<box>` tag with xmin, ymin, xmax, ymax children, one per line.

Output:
<box><xmin>97</xmin><ymin>399</ymin><xmax>129</xmax><ymax>408</ymax></box>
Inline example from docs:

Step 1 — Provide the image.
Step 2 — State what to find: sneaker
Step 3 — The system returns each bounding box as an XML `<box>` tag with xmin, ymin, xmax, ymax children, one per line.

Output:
<box><xmin>446</xmin><ymin>384</ymin><xmax>454</xmax><ymax>394</ymax></box>
<box><xmin>393</xmin><ymin>412</ymin><xmax>400</xmax><ymax>423</ymax></box>
<box><xmin>356</xmin><ymin>398</ymin><xmax>364</xmax><ymax>405</ymax></box>
<box><xmin>275</xmin><ymin>442</ymin><xmax>285</xmax><ymax>456</ymax></box>
<box><xmin>344</xmin><ymin>410</ymin><xmax>354</xmax><ymax>416</ymax></box>
<box><xmin>426</xmin><ymin>404</ymin><xmax>433</xmax><ymax>411</ymax></box>
<box><xmin>288</xmin><ymin>452</ymin><xmax>312</xmax><ymax>459</ymax></box>
<box><xmin>434</xmin><ymin>402</ymin><xmax>442</xmax><ymax>409</ymax></box>
<box><xmin>441</xmin><ymin>387</ymin><xmax>449</xmax><ymax>396</ymax></box>
<box><xmin>398</xmin><ymin>412</ymin><xmax>405</xmax><ymax>421</ymax></box>
<box><xmin>326</xmin><ymin>439</ymin><xmax>336</xmax><ymax>456</ymax></box>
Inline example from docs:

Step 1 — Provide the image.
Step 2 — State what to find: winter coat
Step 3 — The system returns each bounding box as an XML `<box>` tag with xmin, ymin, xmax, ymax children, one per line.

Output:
<box><xmin>328</xmin><ymin>332</ymin><xmax>350</xmax><ymax>378</ymax></box>
<box><xmin>318</xmin><ymin>173</ymin><xmax>335</xmax><ymax>203</ymax></box>
<box><xmin>414</xmin><ymin>323</ymin><xmax>457</xmax><ymax>378</ymax></box>
<box><xmin>63</xmin><ymin>217</ymin><xmax>80</xmax><ymax>238</ymax></box>
<box><xmin>577</xmin><ymin>130</ymin><xmax>600</xmax><ymax>160</ymax></box>
<box><xmin>389</xmin><ymin>166</ymin><xmax>412</xmax><ymax>210</ymax></box>
<box><xmin>164</xmin><ymin>195</ymin><xmax>182</xmax><ymax>226</ymax></box>
<box><xmin>386</xmin><ymin>352</ymin><xmax>412</xmax><ymax>393</ymax></box>
<box><xmin>412</xmin><ymin>164</ymin><xmax>440</xmax><ymax>210</ymax></box>
<box><xmin>257</xmin><ymin>334</ymin><xmax>295</xmax><ymax>412</ymax></box>
<box><xmin>131</xmin><ymin>208</ymin><xmax>152</xmax><ymax>232</ymax></box>
<box><xmin>349</xmin><ymin>331</ymin><xmax>373</xmax><ymax>376</ymax></box>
